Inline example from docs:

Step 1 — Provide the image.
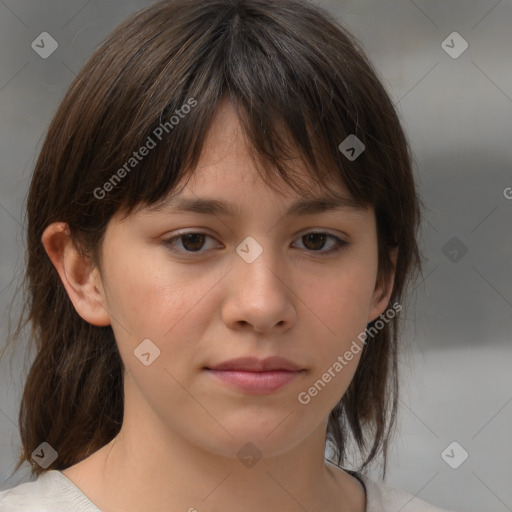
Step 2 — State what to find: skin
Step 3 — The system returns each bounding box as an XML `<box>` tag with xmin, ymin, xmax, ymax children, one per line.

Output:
<box><xmin>42</xmin><ymin>100</ymin><xmax>396</xmax><ymax>512</ymax></box>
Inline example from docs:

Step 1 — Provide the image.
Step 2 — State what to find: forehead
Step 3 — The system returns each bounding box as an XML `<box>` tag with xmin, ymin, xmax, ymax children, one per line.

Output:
<box><xmin>146</xmin><ymin>159</ymin><xmax>366</xmax><ymax>219</ymax></box>
<box><xmin>147</xmin><ymin>148</ymin><xmax>364</xmax><ymax>219</ymax></box>
<box><xmin>167</xmin><ymin>99</ymin><xmax>352</xmax><ymax>200</ymax></box>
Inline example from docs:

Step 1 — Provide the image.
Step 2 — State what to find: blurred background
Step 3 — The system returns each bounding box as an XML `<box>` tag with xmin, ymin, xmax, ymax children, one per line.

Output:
<box><xmin>0</xmin><ymin>1</ymin><xmax>511</xmax><ymax>511</ymax></box>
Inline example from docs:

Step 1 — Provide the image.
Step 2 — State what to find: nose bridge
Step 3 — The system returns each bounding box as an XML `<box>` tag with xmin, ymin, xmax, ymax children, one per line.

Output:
<box><xmin>224</xmin><ymin>233</ymin><xmax>295</xmax><ymax>332</ymax></box>
<box><xmin>235</xmin><ymin>234</ymin><xmax>283</xmax><ymax>296</ymax></box>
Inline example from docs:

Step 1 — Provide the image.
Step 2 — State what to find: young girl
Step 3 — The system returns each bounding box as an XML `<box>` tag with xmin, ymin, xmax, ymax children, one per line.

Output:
<box><xmin>0</xmin><ymin>1</ymin><xmax>455</xmax><ymax>510</ymax></box>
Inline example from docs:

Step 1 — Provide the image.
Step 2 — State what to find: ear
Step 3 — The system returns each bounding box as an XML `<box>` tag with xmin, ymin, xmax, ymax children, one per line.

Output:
<box><xmin>41</xmin><ymin>222</ymin><xmax>111</xmax><ymax>327</ymax></box>
<box><xmin>367</xmin><ymin>248</ymin><xmax>398</xmax><ymax>323</ymax></box>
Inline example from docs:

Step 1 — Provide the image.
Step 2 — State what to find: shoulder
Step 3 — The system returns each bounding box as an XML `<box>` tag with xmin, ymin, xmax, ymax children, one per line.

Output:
<box><xmin>0</xmin><ymin>470</ymin><xmax>100</xmax><ymax>512</ymax></box>
<box><xmin>357</xmin><ymin>473</ymin><xmax>457</xmax><ymax>512</ymax></box>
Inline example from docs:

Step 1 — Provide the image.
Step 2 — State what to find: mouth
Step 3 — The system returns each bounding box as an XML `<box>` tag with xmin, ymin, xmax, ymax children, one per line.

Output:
<box><xmin>204</xmin><ymin>356</ymin><xmax>306</xmax><ymax>394</ymax></box>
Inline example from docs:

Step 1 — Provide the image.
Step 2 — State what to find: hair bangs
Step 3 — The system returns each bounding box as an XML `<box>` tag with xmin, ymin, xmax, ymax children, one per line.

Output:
<box><xmin>85</xmin><ymin>0</ymin><xmax>373</xmax><ymax>221</ymax></box>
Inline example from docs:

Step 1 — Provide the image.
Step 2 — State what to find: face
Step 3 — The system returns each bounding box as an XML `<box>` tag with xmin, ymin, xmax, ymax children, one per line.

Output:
<box><xmin>55</xmin><ymin>101</ymin><xmax>395</xmax><ymax>461</ymax></box>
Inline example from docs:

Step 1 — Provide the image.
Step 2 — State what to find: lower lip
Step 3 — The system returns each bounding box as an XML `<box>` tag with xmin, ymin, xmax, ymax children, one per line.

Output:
<box><xmin>205</xmin><ymin>369</ymin><xmax>303</xmax><ymax>394</ymax></box>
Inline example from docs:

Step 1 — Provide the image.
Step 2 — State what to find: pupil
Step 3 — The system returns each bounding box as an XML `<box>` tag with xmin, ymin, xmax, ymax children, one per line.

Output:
<box><xmin>183</xmin><ymin>234</ymin><xmax>204</xmax><ymax>251</ymax></box>
<box><xmin>304</xmin><ymin>234</ymin><xmax>326</xmax><ymax>250</ymax></box>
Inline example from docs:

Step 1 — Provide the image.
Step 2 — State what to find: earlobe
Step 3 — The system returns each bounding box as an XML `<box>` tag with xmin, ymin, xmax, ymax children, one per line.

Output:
<box><xmin>41</xmin><ymin>222</ymin><xmax>111</xmax><ymax>327</ymax></box>
<box><xmin>367</xmin><ymin>248</ymin><xmax>398</xmax><ymax>323</ymax></box>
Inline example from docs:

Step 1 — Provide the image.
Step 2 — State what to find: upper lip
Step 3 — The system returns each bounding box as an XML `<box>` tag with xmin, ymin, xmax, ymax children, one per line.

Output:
<box><xmin>206</xmin><ymin>356</ymin><xmax>303</xmax><ymax>372</ymax></box>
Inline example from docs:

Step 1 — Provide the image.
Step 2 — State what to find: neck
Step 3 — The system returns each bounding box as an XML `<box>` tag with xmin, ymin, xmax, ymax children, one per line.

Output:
<box><xmin>64</xmin><ymin>374</ymin><xmax>366</xmax><ymax>512</ymax></box>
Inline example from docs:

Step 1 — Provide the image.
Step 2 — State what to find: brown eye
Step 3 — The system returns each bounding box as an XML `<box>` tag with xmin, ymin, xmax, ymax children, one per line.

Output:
<box><xmin>180</xmin><ymin>233</ymin><xmax>206</xmax><ymax>252</ymax></box>
<box><xmin>163</xmin><ymin>232</ymin><xmax>218</xmax><ymax>254</ymax></box>
<box><xmin>302</xmin><ymin>233</ymin><xmax>327</xmax><ymax>251</ymax></box>
<box><xmin>294</xmin><ymin>232</ymin><xmax>347</xmax><ymax>254</ymax></box>
<box><xmin>163</xmin><ymin>231</ymin><xmax>348</xmax><ymax>257</ymax></box>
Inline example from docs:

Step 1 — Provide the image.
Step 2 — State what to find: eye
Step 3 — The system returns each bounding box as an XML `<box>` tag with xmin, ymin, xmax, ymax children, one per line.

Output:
<box><xmin>292</xmin><ymin>232</ymin><xmax>348</xmax><ymax>254</ymax></box>
<box><xmin>163</xmin><ymin>232</ymin><xmax>219</xmax><ymax>254</ymax></box>
<box><xmin>162</xmin><ymin>231</ymin><xmax>348</xmax><ymax>256</ymax></box>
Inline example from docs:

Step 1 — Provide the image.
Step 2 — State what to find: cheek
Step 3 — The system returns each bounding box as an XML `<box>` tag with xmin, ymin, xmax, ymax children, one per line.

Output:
<box><xmin>299</xmin><ymin>255</ymin><xmax>377</xmax><ymax>393</ymax></box>
<box><xmin>102</xmin><ymin>246</ymin><xmax>186</xmax><ymax>325</ymax></box>
<box><xmin>308</xmin><ymin>261</ymin><xmax>377</xmax><ymax>335</ymax></box>
<box><xmin>101</xmin><ymin>248</ymin><xmax>221</xmax><ymax>367</ymax></box>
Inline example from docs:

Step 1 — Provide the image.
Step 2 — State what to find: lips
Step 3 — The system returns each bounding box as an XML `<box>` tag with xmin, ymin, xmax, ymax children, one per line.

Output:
<box><xmin>206</xmin><ymin>356</ymin><xmax>303</xmax><ymax>372</ymax></box>
<box><xmin>204</xmin><ymin>357</ymin><xmax>305</xmax><ymax>394</ymax></box>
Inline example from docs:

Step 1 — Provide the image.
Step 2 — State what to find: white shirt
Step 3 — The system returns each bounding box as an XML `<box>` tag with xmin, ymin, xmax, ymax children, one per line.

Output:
<box><xmin>0</xmin><ymin>469</ymin><xmax>455</xmax><ymax>511</ymax></box>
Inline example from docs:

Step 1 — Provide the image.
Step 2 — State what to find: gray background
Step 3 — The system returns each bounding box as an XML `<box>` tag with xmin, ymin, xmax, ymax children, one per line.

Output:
<box><xmin>0</xmin><ymin>1</ymin><xmax>511</xmax><ymax>511</ymax></box>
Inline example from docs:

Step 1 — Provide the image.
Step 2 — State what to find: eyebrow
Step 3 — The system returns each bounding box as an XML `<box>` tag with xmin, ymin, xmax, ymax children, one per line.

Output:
<box><xmin>148</xmin><ymin>193</ymin><xmax>367</xmax><ymax>217</ymax></box>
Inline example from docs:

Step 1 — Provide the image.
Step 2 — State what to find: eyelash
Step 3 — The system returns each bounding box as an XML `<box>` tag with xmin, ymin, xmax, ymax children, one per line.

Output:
<box><xmin>162</xmin><ymin>231</ymin><xmax>348</xmax><ymax>257</ymax></box>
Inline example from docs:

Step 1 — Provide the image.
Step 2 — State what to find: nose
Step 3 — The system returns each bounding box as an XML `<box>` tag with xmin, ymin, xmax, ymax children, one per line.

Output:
<box><xmin>221</xmin><ymin>244</ymin><xmax>297</xmax><ymax>335</ymax></box>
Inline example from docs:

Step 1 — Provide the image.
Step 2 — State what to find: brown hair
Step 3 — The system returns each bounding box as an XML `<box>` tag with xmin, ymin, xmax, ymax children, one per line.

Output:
<box><xmin>2</xmin><ymin>0</ymin><xmax>422</xmax><ymax>480</ymax></box>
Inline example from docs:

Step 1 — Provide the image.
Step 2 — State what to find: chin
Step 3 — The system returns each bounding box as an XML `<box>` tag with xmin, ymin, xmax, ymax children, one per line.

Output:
<box><xmin>198</xmin><ymin>419</ymin><xmax>313</xmax><ymax>462</ymax></box>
